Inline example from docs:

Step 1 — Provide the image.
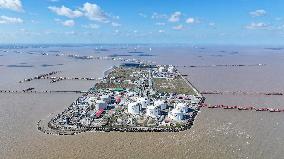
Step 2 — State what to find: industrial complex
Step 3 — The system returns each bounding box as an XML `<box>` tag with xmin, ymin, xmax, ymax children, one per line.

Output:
<box><xmin>40</xmin><ymin>64</ymin><xmax>205</xmax><ymax>134</ymax></box>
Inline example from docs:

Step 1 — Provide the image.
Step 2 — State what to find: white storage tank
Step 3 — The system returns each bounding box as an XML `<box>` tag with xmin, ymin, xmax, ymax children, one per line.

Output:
<box><xmin>146</xmin><ymin>105</ymin><xmax>161</xmax><ymax>118</ymax></box>
<box><xmin>154</xmin><ymin>100</ymin><xmax>167</xmax><ymax>110</ymax></box>
<box><xmin>168</xmin><ymin>66</ymin><xmax>175</xmax><ymax>73</ymax></box>
<box><xmin>128</xmin><ymin>102</ymin><xmax>141</xmax><ymax>115</ymax></box>
<box><xmin>169</xmin><ymin>108</ymin><xmax>184</xmax><ymax>121</ymax></box>
<box><xmin>176</xmin><ymin>103</ymin><xmax>188</xmax><ymax>113</ymax></box>
<box><xmin>158</xmin><ymin>66</ymin><xmax>166</xmax><ymax>73</ymax></box>
<box><xmin>138</xmin><ymin>97</ymin><xmax>150</xmax><ymax>109</ymax></box>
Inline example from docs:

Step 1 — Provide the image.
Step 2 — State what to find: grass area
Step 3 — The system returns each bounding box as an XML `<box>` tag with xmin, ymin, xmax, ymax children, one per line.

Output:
<box><xmin>153</xmin><ymin>76</ymin><xmax>196</xmax><ymax>95</ymax></box>
<box><xmin>95</xmin><ymin>67</ymin><xmax>145</xmax><ymax>90</ymax></box>
<box><xmin>108</xmin><ymin>67</ymin><xmax>144</xmax><ymax>81</ymax></box>
<box><xmin>108</xmin><ymin>68</ymin><xmax>133</xmax><ymax>79</ymax></box>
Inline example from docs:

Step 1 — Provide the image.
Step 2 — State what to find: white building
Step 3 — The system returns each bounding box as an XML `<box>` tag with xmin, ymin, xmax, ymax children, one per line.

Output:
<box><xmin>128</xmin><ymin>102</ymin><xmax>141</xmax><ymax>115</ymax></box>
<box><xmin>146</xmin><ymin>105</ymin><xmax>161</xmax><ymax>118</ymax></box>
<box><xmin>95</xmin><ymin>100</ymin><xmax>107</xmax><ymax>110</ymax></box>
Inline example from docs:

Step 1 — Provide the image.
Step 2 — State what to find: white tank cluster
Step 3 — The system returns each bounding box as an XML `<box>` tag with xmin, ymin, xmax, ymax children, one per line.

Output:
<box><xmin>168</xmin><ymin>102</ymin><xmax>189</xmax><ymax>121</ymax></box>
<box><xmin>158</xmin><ymin>65</ymin><xmax>176</xmax><ymax>73</ymax></box>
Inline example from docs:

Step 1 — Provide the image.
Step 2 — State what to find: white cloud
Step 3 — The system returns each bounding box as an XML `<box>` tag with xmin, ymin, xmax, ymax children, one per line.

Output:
<box><xmin>65</xmin><ymin>31</ymin><xmax>76</xmax><ymax>35</ymax></box>
<box><xmin>83</xmin><ymin>23</ymin><xmax>100</xmax><ymax>29</ymax></box>
<box><xmin>250</xmin><ymin>9</ymin><xmax>267</xmax><ymax>17</ymax></box>
<box><xmin>62</xmin><ymin>20</ymin><xmax>75</xmax><ymax>27</ymax></box>
<box><xmin>139</xmin><ymin>13</ymin><xmax>147</xmax><ymax>18</ymax></box>
<box><xmin>49</xmin><ymin>2</ymin><xmax>118</xmax><ymax>25</ymax></box>
<box><xmin>155</xmin><ymin>22</ymin><xmax>166</xmax><ymax>26</ymax></box>
<box><xmin>111</xmin><ymin>22</ymin><xmax>121</xmax><ymax>27</ymax></box>
<box><xmin>152</xmin><ymin>12</ymin><xmax>167</xmax><ymax>19</ymax></box>
<box><xmin>48</xmin><ymin>6</ymin><xmax>83</xmax><ymax>18</ymax></box>
<box><xmin>81</xmin><ymin>2</ymin><xmax>108</xmax><ymax>22</ymax></box>
<box><xmin>185</xmin><ymin>17</ymin><xmax>195</xmax><ymax>24</ymax></box>
<box><xmin>158</xmin><ymin>30</ymin><xmax>165</xmax><ymax>33</ymax></box>
<box><xmin>172</xmin><ymin>24</ymin><xmax>183</xmax><ymax>30</ymax></box>
<box><xmin>0</xmin><ymin>0</ymin><xmax>23</xmax><ymax>12</ymax></box>
<box><xmin>209</xmin><ymin>22</ymin><xmax>215</xmax><ymax>26</ymax></box>
<box><xmin>168</xmin><ymin>11</ymin><xmax>181</xmax><ymax>22</ymax></box>
<box><xmin>246</xmin><ymin>22</ymin><xmax>268</xmax><ymax>29</ymax></box>
<box><xmin>0</xmin><ymin>15</ymin><xmax>23</xmax><ymax>24</ymax></box>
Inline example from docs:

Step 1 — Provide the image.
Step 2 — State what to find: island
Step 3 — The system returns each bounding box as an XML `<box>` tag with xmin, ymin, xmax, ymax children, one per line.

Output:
<box><xmin>38</xmin><ymin>64</ymin><xmax>205</xmax><ymax>135</ymax></box>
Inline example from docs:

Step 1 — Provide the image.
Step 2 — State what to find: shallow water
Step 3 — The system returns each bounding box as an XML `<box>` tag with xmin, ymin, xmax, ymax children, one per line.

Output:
<box><xmin>0</xmin><ymin>45</ymin><xmax>283</xmax><ymax>159</ymax></box>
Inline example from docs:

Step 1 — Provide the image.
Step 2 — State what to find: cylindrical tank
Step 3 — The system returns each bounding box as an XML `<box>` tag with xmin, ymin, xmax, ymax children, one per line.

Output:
<box><xmin>128</xmin><ymin>102</ymin><xmax>140</xmax><ymax>114</ymax></box>
<box><xmin>154</xmin><ymin>100</ymin><xmax>167</xmax><ymax>110</ymax></box>
<box><xmin>176</xmin><ymin>103</ymin><xmax>188</xmax><ymax>113</ymax></box>
<box><xmin>138</xmin><ymin>97</ymin><xmax>150</xmax><ymax>109</ymax></box>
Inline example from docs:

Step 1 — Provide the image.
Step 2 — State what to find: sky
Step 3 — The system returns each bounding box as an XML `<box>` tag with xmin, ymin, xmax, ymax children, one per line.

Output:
<box><xmin>0</xmin><ymin>0</ymin><xmax>284</xmax><ymax>45</ymax></box>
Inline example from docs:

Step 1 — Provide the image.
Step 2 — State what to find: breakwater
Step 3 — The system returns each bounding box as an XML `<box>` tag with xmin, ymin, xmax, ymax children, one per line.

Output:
<box><xmin>0</xmin><ymin>90</ymin><xmax>87</xmax><ymax>94</ymax></box>
<box><xmin>19</xmin><ymin>74</ymin><xmax>96</xmax><ymax>83</ymax></box>
<box><xmin>49</xmin><ymin>77</ymin><xmax>96</xmax><ymax>83</ymax></box>
<box><xmin>199</xmin><ymin>103</ymin><xmax>284</xmax><ymax>112</ymax></box>
<box><xmin>201</xmin><ymin>91</ymin><xmax>284</xmax><ymax>96</ymax></box>
<box><xmin>176</xmin><ymin>64</ymin><xmax>266</xmax><ymax>68</ymax></box>
<box><xmin>19</xmin><ymin>71</ymin><xmax>61</xmax><ymax>83</ymax></box>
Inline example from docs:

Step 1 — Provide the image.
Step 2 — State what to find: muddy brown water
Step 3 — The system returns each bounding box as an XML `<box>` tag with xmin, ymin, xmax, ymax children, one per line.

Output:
<box><xmin>0</xmin><ymin>45</ymin><xmax>283</xmax><ymax>159</ymax></box>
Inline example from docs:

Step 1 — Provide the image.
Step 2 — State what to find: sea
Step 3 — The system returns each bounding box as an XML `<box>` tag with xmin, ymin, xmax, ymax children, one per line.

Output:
<box><xmin>0</xmin><ymin>44</ymin><xmax>283</xmax><ymax>159</ymax></box>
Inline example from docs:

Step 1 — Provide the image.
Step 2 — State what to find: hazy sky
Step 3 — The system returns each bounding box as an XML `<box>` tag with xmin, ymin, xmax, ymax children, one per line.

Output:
<box><xmin>0</xmin><ymin>0</ymin><xmax>284</xmax><ymax>44</ymax></box>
